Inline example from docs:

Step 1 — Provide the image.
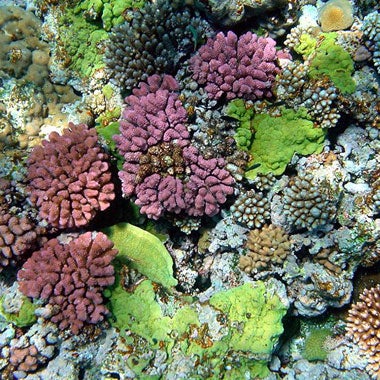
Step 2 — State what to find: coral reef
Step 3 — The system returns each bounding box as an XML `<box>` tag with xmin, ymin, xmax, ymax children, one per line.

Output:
<box><xmin>189</xmin><ymin>31</ymin><xmax>283</xmax><ymax>101</ymax></box>
<box><xmin>27</xmin><ymin>123</ymin><xmax>115</xmax><ymax>229</ymax></box>
<box><xmin>243</xmin><ymin>107</ymin><xmax>326</xmax><ymax>179</ymax></box>
<box><xmin>346</xmin><ymin>285</ymin><xmax>380</xmax><ymax>379</ymax></box>
<box><xmin>17</xmin><ymin>232</ymin><xmax>118</xmax><ymax>334</ymax></box>
<box><xmin>362</xmin><ymin>11</ymin><xmax>380</xmax><ymax>74</ymax></box>
<box><xmin>0</xmin><ymin>206</ymin><xmax>43</xmax><ymax>271</ymax></box>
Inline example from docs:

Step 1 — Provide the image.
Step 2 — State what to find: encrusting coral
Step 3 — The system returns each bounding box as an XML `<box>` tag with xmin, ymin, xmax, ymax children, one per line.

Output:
<box><xmin>189</xmin><ymin>31</ymin><xmax>285</xmax><ymax>101</ymax></box>
<box><xmin>27</xmin><ymin>123</ymin><xmax>115</xmax><ymax>230</ymax></box>
<box><xmin>346</xmin><ymin>285</ymin><xmax>380</xmax><ymax>379</ymax></box>
<box><xmin>17</xmin><ymin>232</ymin><xmax>118</xmax><ymax>334</ymax></box>
<box><xmin>115</xmin><ymin>74</ymin><xmax>235</xmax><ymax>220</ymax></box>
<box><xmin>239</xmin><ymin>224</ymin><xmax>291</xmax><ymax>273</ymax></box>
<box><xmin>318</xmin><ymin>0</ymin><xmax>354</xmax><ymax>32</ymax></box>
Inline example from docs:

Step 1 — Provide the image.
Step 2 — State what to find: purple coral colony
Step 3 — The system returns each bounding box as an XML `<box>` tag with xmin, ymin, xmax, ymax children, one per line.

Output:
<box><xmin>0</xmin><ymin>0</ymin><xmax>380</xmax><ymax>378</ymax></box>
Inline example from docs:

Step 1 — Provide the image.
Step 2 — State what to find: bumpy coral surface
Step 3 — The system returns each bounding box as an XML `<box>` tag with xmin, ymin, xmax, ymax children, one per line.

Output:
<box><xmin>0</xmin><ymin>205</ymin><xmax>44</xmax><ymax>272</ymax></box>
<box><xmin>239</xmin><ymin>224</ymin><xmax>291</xmax><ymax>272</ymax></box>
<box><xmin>230</xmin><ymin>189</ymin><xmax>270</xmax><ymax>228</ymax></box>
<box><xmin>17</xmin><ymin>232</ymin><xmax>118</xmax><ymax>334</ymax></box>
<box><xmin>282</xmin><ymin>171</ymin><xmax>337</xmax><ymax>231</ymax></box>
<box><xmin>189</xmin><ymin>31</ymin><xmax>283</xmax><ymax>100</ymax></box>
<box><xmin>105</xmin><ymin>0</ymin><xmax>211</xmax><ymax>90</ymax></box>
<box><xmin>27</xmin><ymin>123</ymin><xmax>115</xmax><ymax>229</ymax></box>
<box><xmin>346</xmin><ymin>285</ymin><xmax>380</xmax><ymax>379</ymax></box>
<box><xmin>115</xmin><ymin>74</ymin><xmax>235</xmax><ymax>219</ymax></box>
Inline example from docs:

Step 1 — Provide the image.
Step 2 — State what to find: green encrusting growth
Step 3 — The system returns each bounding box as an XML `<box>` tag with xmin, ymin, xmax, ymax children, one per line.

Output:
<box><xmin>245</xmin><ymin>107</ymin><xmax>326</xmax><ymax>179</ymax></box>
<box><xmin>105</xmin><ymin>280</ymin><xmax>288</xmax><ymax>378</ymax></box>
<box><xmin>225</xmin><ymin>98</ymin><xmax>255</xmax><ymax>151</ymax></box>
<box><xmin>309</xmin><ymin>33</ymin><xmax>356</xmax><ymax>94</ymax></box>
<box><xmin>74</xmin><ymin>0</ymin><xmax>146</xmax><ymax>31</ymax></box>
<box><xmin>102</xmin><ymin>222</ymin><xmax>178</xmax><ymax>288</ymax></box>
<box><xmin>0</xmin><ymin>295</ymin><xmax>37</xmax><ymax>327</ymax></box>
<box><xmin>59</xmin><ymin>8</ymin><xmax>108</xmax><ymax>77</ymax></box>
<box><xmin>302</xmin><ymin>328</ymin><xmax>332</xmax><ymax>361</ymax></box>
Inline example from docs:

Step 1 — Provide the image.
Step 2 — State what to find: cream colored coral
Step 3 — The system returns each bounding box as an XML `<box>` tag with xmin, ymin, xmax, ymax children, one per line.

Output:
<box><xmin>239</xmin><ymin>224</ymin><xmax>291</xmax><ymax>273</ymax></box>
<box><xmin>318</xmin><ymin>0</ymin><xmax>354</xmax><ymax>32</ymax></box>
<box><xmin>346</xmin><ymin>285</ymin><xmax>380</xmax><ymax>379</ymax></box>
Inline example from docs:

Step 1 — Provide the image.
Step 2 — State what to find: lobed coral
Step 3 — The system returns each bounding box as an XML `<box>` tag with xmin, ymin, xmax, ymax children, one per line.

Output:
<box><xmin>282</xmin><ymin>171</ymin><xmax>337</xmax><ymax>231</ymax></box>
<box><xmin>0</xmin><ymin>205</ymin><xmax>44</xmax><ymax>272</ymax></box>
<box><xmin>189</xmin><ymin>31</ymin><xmax>283</xmax><ymax>101</ymax></box>
<box><xmin>115</xmin><ymin>74</ymin><xmax>235</xmax><ymax>220</ymax></box>
<box><xmin>239</xmin><ymin>224</ymin><xmax>291</xmax><ymax>272</ymax></box>
<box><xmin>17</xmin><ymin>232</ymin><xmax>118</xmax><ymax>334</ymax></box>
<box><xmin>230</xmin><ymin>190</ymin><xmax>270</xmax><ymax>229</ymax></box>
<box><xmin>346</xmin><ymin>285</ymin><xmax>380</xmax><ymax>379</ymax></box>
<box><xmin>27</xmin><ymin>123</ymin><xmax>115</xmax><ymax>230</ymax></box>
<box><xmin>105</xmin><ymin>0</ymin><xmax>211</xmax><ymax>91</ymax></box>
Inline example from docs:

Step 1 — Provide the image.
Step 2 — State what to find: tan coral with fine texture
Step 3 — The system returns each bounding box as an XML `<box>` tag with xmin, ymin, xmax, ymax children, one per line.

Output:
<box><xmin>238</xmin><ymin>224</ymin><xmax>291</xmax><ymax>273</ymax></box>
<box><xmin>346</xmin><ymin>285</ymin><xmax>380</xmax><ymax>379</ymax></box>
<box><xmin>318</xmin><ymin>0</ymin><xmax>354</xmax><ymax>32</ymax></box>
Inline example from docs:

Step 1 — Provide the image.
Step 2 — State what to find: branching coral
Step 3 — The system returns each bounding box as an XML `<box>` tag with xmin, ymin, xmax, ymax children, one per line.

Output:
<box><xmin>282</xmin><ymin>171</ymin><xmax>337</xmax><ymax>231</ymax></box>
<box><xmin>27</xmin><ymin>123</ymin><xmax>115</xmax><ymax>230</ymax></box>
<box><xmin>189</xmin><ymin>31</ymin><xmax>283</xmax><ymax>100</ymax></box>
<box><xmin>17</xmin><ymin>232</ymin><xmax>118</xmax><ymax>334</ymax></box>
<box><xmin>0</xmin><ymin>206</ymin><xmax>44</xmax><ymax>272</ymax></box>
<box><xmin>105</xmin><ymin>0</ymin><xmax>211</xmax><ymax>90</ymax></box>
<box><xmin>346</xmin><ymin>285</ymin><xmax>380</xmax><ymax>379</ymax></box>
<box><xmin>239</xmin><ymin>224</ymin><xmax>291</xmax><ymax>272</ymax></box>
<box><xmin>115</xmin><ymin>74</ymin><xmax>235</xmax><ymax>220</ymax></box>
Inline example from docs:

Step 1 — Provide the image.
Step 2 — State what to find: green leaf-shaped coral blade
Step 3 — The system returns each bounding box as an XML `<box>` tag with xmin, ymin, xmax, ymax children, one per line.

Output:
<box><xmin>102</xmin><ymin>222</ymin><xmax>178</xmax><ymax>288</ymax></box>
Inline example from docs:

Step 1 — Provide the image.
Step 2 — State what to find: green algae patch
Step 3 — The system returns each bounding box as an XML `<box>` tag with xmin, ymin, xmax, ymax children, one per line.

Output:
<box><xmin>225</xmin><ymin>99</ymin><xmax>255</xmax><ymax>151</ymax></box>
<box><xmin>106</xmin><ymin>279</ymin><xmax>199</xmax><ymax>345</ymax></box>
<box><xmin>309</xmin><ymin>33</ymin><xmax>356</xmax><ymax>94</ymax></box>
<box><xmin>105</xmin><ymin>278</ymin><xmax>288</xmax><ymax>378</ymax></box>
<box><xmin>302</xmin><ymin>328</ymin><xmax>332</xmax><ymax>361</ymax></box>
<box><xmin>184</xmin><ymin>282</ymin><xmax>288</xmax><ymax>378</ymax></box>
<box><xmin>209</xmin><ymin>282</ymin><xmax>287</xmax><ymax>355</ymax></box>
<box><xmin>102</xmin><ymin>222</ymin><xmax>177</xmax><ymax>288</ymax></box>
<box><xmin>75</xmin><ymin>0</ymin><xmax>146</xmax><ymax>31</ymax></box>
<box><xmin>0</xmin><ymin>295</ymin><xmax>37</xmax><ymax>327</ymax></box>
<box><xmin>59</xmin><ymin>9</ymin><xmax>108</xmax><ymax>77</ymax></box>
<box><xmin>245</xmin><ymin>107</ymin><xmax>326</xmax><ymax>179</ymax></box>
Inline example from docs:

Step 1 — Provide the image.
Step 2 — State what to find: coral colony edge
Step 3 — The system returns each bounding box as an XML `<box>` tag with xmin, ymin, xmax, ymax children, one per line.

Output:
<box><xmin>0</xmin><ymin>0</ymin><xmax>380</xmax><ymax>379</ymax></box>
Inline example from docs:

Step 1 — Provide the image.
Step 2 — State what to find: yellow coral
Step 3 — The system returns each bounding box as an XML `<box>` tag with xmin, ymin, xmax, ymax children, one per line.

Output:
<box><xmin>318</xmin><ymin>0</ymin><xmax>354</xmax><ymax>32</ymax></box>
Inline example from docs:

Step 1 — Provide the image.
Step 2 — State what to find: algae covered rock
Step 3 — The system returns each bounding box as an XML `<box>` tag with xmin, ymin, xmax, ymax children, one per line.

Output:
<box><xmin>104</xmin><ymin>279</ymin><xmax>289</xmax><ymax>378</ymax></box>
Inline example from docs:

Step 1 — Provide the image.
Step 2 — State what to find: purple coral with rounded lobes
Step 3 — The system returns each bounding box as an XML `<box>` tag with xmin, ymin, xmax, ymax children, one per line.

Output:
<box><xmin>114</xmin><ymin>74</ymin><xmax>190</xmax><ymax>198</ymax></box>
<box><xmin>27</xmin><ymin>123</ymin><xmax>115</xmax><ymax>229</ymax></box>
<box><xmin>17</xmin><ymin>231</ymin><xmax>118</xmax><ymax>334</ymax></box>
<box><xmin>189</xmin><ymin>31</ymin><xmax>282</xmax><ymax>100</ymax></box>
<box><xmin>0</xmin><ymin>205</ymin><xmax>44</xmax><ymax>272</ymax></box>
<box><xmin>115</xmin><ymin>74</ymin><xmax>235</xmax><ymax>219</ymax></box>
<box><xmin>183</xmin><ymin>146</ymin><xmax>235</xmax><ymax>217</ymax></box>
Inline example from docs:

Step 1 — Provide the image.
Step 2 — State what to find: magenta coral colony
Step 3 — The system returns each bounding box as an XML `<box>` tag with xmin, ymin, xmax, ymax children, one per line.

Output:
<box><xmin>27</xmin><ymin>123</ymin><xmax>115</xmax><ymax>229</ymax></box>
<box><xmin>114</xmin><ymin>74</ymin><xmax>235</xmax><ymax>219</ymax></box>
